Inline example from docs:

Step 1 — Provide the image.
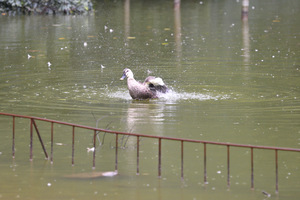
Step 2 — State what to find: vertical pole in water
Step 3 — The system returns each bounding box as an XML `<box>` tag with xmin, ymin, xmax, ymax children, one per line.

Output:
<box><xmin>72</xmin><ymin>126</ymin><xmax>75</xmax><ymax>166</ymax></box>
<box><xmin>115</xmin><ymin>134</ymin><xmax>118</xmax><ymax>172</ymax></box>
<box><xmin>51</xmin><ymin>122</ymin><xmax>54</xmax><ymax>164</ymax></box>
<box><xmin>275</xmin><ymin>150</ymin><xmax>279</xmax><ymax>193</ymax></box>
<box><xmin>204</xmin><ymin>143</ymin><xmax>207</xmax><ymax>184</ymax></box>
<box><xmin>158</xmin><ymin>138</ymin><xmax>162</xmax><ymax>178</ymax></box>
<box><xmin>227</xmin><ymin>145</ymin><xmax>230</xmax><ymax>188</ymax></box>
<box><xmin>136</xmin><ymin>136</ymin><xmax>140</xmax><ymax>175</ymax></box>
<box><xmin>251</xmin><ymin>147</ymin><xmax>254</xmax><ymax>190</ymax></box>
<box><xmin>12</xmin><ymin>116</ymin><xmax>15</xmax><ymax>158</ymax></box>
<box><xmin>181</xmin><ymin>140</ymin><xmax>184</xmax><ymax>180</ymax></box>
<box><xmin>93</xmin><ymin>130</ymin><xmax>96</xmax><ymax>169</ymax></box>
<box><xmin>30</xmin><ymin>118</ymin><xmax>33</xmax><ymax>161</ymax></box>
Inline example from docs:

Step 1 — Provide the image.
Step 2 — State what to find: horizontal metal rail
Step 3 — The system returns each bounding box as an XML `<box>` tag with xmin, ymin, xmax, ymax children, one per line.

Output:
<box><xmin>1</xmin><ymin>112</ymin><xmax>300</xmax><ymax>193</ymax></box>
<box><xmin>1</xmin><ymin>112</ymin><xmax>299</xmax><ymax>152</ymax></box>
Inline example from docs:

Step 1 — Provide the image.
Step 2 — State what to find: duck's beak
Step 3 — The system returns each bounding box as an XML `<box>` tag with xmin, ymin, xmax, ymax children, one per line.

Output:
<box><xmin>120</xmin><ymin>73</ymin><xmax>126</xmax><ymax>80</ymax></box>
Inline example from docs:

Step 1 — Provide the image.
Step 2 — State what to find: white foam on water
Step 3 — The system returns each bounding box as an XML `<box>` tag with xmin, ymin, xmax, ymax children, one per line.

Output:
<box><xmin>157</xmin><ymin>90</ymin><xmax>230</xmax><ymax>102</ymax></box>
<box><xmin>107</xmin><ymin>88</ymin><xmax>230</xmax><ymax>102</ymax></box>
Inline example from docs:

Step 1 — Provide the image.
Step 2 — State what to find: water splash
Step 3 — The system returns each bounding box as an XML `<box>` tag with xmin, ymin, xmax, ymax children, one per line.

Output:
<box><xmin>107</xmin><ymin>88</ymin><xmax>230</xmax><ymax>102</ymax></box>
<box><xmin>157</xmin><ymin>90</ymin><xmax>230</xmax><ymax>102</ymax></box>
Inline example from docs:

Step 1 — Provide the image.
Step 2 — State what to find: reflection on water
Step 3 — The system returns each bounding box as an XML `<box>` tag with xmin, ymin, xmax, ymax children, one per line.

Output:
<box><xmin>0</xmin><ymin>0</ymin><xmax>300</xmax><ymax>199</ymax></box>
<box><xmin>241</xmin><ymin>0</ymin><xmax>250</xmax><ymax>65</ymax></box>
<box><xmin>174</xmin><ymin>1</ymin><xmax>182</xmax><ymax>61</ymax></box>
<box><xmin>125</xmin><ymin>103</ymin><xmax>167</xmax><ymax>136</ymax></box>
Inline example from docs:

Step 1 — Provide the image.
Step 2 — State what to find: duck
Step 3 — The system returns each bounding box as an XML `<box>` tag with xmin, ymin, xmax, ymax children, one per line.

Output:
<box><xmin>120</xmin><ymin>68</ymin><xmax>168</xmax><ymax>99</ymax></box>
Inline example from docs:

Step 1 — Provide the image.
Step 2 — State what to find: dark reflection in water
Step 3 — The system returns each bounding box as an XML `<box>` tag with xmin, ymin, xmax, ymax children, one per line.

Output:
<box><xmin>0</xmin><ymin>0</ymin><xmax>300</xmax><ymax>199</ymax></box>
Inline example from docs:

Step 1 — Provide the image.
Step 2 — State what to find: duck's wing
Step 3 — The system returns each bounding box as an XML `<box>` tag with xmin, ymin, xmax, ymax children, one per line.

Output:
<box><xmin>144</xmin><ymin>76</ymin><xmax>168</xmax><ymax>93</ymax></box>
<box><xmin>126</xmin><ymin>78</ymin><xmax>156</xmax><ymax>99</ymax></box>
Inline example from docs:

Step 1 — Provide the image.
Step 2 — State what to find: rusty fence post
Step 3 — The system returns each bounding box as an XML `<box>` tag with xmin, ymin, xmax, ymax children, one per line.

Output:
<box><xmin>12</xmin><ymin>116</ymin><xmax>15</xmax><ymax>158</ymax></box>
<box><xmin>137</xmin><ymin>136</ymin><xmax>140</xmax><ymax>175</ymax></box>
<box><xmin>204</xmin><ymin>143</ymin><xmax>207</xmax><ymax>184</ymax></box>
<box><xmin>115</xmin><ymin>134</ymin><xmax>118</xmax><ymax>172</ymax></box>
<box><xmin>51</xmin><ymin>122</ymin><xmax>54</xmax><ymax>164</ymax></box>
<box><xmin>93</xmin><ymin>130</ymin><xmax>96</xmax><ymax>169</ymax></box>
<box><xmin>275</xmin><ymin>150</ymin><xmax>278</xmax><ymax>193</ymax></box>
<box><xmin>72</xmin><ymin>126</ymin><xmax>75</xmax><ymax>166</ymax></box>
<box><xmin>30</xmin><ymin>118</ymin><xmax>33</xmax><ymax>161</ymax></box>
<box><xmin>158</xmin><ymin>138</ymin><xmax>162</xmax><ymax>178</ymax></box>
<box><xmin>227</xmin><ymin>145</ymin><xmax>230</xmax><ymax>188</ymax></box>
<box><xmin>181</xmin><ymin>140</ymin><xmax>184</xmax><ymax>180</ymax></box>
<box><xmin>251</xmin><ymin>147</ymin><xmax>254</xmax><ymax>190</ymax></box>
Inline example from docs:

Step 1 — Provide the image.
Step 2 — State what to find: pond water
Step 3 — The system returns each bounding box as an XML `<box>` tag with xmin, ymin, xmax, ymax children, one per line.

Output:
<box><xmin>0</xmin><ymin>0</ymin><xmax>299</xmax><ymax>199</ymax></box>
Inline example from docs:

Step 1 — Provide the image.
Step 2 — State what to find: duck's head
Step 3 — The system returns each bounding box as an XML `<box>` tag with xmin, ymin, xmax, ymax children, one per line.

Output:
<box><xmin>120</xmin><ymin>68</ymin><xmax>134</xmax><ymax>80</ymax></box>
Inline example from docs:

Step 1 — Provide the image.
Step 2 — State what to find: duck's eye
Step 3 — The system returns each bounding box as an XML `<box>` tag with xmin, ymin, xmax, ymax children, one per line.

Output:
<box><xmin>149</xmin><ymin>83</ymin><xmax>154</xmax><ymax>88</ymax></box>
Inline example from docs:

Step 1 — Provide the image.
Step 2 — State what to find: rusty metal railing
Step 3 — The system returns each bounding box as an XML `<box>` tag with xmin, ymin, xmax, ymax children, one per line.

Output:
<box><xmin>1</xmin><ymin>112</ymin><xmax>299</xmax><ymax>193</ymax></box>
